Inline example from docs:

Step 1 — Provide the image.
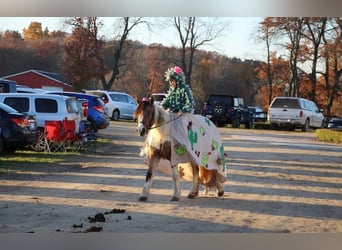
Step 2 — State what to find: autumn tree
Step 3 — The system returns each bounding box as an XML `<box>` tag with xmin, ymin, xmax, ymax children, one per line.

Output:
<box><xmin>63</xmin><ymin>17</ymin><xmax>104</xmax><ymax>91</ymax></box>
<box><xmin>301</xmin><ymin>17</ymin><xmax>327</xmax><ymax>102</ymax></box>
<box><xmin>23</xmin><ymin>22</ymin><xmax>44</xmax><ymax>40</ymax></box>
<box><xmin>255</xmin><ymin>54</ymin><xmax>290</xmax><ymax>109</ymax></box>
<box><xmin>320</xmin><ymin>17</ymin><xmax>342</xmax><ymax>116</ymax></box>
<box><xmin>258</xmin><ymin>17</ymin><xmax>278</xmax><ymax>105</ymax></box>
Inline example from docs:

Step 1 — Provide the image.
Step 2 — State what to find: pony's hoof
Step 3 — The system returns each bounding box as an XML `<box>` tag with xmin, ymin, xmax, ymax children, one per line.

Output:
<box><xmin>139</xmin><ymin>196</ymin><xmax>148</xmax><ymax>202</ymax></box>
<box><xmin>187</xmin><ymin>194</ymin><xmax>196</xmax><ymax>199</ymax></box>
<box><xmin>217</xmin><ymin>191</ymin><xmax>224</xmax><ymax>197</ymax></box>
<box><xmin>187</xmin><ymin>191</ymin><xmax>198</xmax><ymax>199</ymax></box>
<box><xmin>170</xmin><ymin>196</ymin><xmax>180</xmax><ymax>201</ymax></box>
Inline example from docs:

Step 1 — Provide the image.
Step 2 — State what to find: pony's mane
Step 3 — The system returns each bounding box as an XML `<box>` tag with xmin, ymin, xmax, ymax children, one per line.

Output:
<box><xmin>153</xmin><ymin>103</ymin><xmax>170</xmax><ymax>126</ymax></box>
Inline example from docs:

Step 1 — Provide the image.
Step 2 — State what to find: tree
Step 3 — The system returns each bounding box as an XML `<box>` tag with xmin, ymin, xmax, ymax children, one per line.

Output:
<box><xmin>171</xmin><ymin>17</ymin><xmax>227</xmax><ymax>87</ymax></box>
<box><xmin>23</xmin><ymin>22</ymin><xmax>44</xmax><ymax>40</ymax></box>
<box><xmin>99</xmin><ymin>17</ymin><xmax>148</xmax><ymax>90</ymax></box>
<box><xmin>301</xmin><ymin>17</ymin><xmax>327</xmax><ymax>102</ymax></box>
<box><xmin>258</xmin><ymin>17</ymin><xmax>277</xmax><ymax>105</ymax></box>
<box><xmin>320</xmin><ymin>17</ymin><xmax>342</xmax><ymax>116</ymax></box>
<box><xmin>62</xmin><ymin>17</ymin><xmax>104</xmax><ymax>91</ymax></box>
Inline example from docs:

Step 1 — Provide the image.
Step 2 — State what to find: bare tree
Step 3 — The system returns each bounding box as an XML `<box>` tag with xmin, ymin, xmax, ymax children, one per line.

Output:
<box><xmin>99</xmin><ymin>17</ymin><xmax>148</xmax><ymax>90</ymax></box>
<box><xmin>172</xmin><ymin>17</ymin><xmax>228</xmax><ymax>87</ymax></box>
<box><xmin>258</xmin><ymin>17</ymin><xmax>277</xmax><ymax>105</ymax></box>
<box><xmin>302</xmin><ymin>17</ymin><xmax>327</xmax><ymax>102</ymax></box>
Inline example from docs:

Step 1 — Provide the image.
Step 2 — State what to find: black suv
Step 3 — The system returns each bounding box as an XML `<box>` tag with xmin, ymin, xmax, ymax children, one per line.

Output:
<box><xmin>202</xmin><ymin>94</ymin><xmax>253</xmax><ymax>128</ymax></box>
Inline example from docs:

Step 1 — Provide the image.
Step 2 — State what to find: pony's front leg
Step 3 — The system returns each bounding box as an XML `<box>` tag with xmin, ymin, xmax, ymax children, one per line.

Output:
<box><xmin>188</xmin><ymin>163</ymin><xmax>199</xmax><ymax>199</ymax></box>
<box><xmin>170</xmin><ymin>165</ymin><xmax>181</xmax><ymax>201</ymax></box>
<box><xmin>139</xmin><ymin>157</ymin><xmax>159</xmax><ymax>202</ymax></box>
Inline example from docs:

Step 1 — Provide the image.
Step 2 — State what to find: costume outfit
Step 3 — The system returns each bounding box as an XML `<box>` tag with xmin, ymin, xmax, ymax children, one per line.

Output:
<box><xmin>161</xmin><ymin>66</ymin><xmax>194</xmax><ymax>114</ymax></box>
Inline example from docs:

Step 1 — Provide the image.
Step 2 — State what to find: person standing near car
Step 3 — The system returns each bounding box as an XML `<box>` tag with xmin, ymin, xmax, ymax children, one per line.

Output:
<box><xmin>161</xmin><ymin>66</ymin><xmax>195</xmax><ymax>115</ymax></box>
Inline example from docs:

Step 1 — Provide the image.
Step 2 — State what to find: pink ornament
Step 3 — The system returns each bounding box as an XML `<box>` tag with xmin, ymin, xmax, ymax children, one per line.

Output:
<box><xmin>174</xmin><ymin>66</ymin><xmax>183</xmax><ymax>74</ymax></box>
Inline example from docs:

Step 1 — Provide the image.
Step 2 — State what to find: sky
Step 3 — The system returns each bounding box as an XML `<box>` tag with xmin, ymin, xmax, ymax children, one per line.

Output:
<box><xmin>0</xmin><ymin>17</ymin><xmax>265</xmax><ymax>61</ymax></box>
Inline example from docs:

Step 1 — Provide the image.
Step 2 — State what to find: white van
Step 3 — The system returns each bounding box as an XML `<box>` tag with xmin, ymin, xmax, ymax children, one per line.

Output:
<box><xmin>0</xmin><ymin>93</ymin><xmax>82</xmax><ymax>132</ymax></box>
<box><xmin>268</xmin><ymin>97</ymin><xmax>324</xmax><ymax>131</ymax></box>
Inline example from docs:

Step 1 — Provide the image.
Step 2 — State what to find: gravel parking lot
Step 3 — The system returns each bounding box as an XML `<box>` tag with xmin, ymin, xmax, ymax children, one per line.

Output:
<box><xmin>0</xmin><ymin>121</ymin><xmax>341</xmax><ymax>233</ymax></box>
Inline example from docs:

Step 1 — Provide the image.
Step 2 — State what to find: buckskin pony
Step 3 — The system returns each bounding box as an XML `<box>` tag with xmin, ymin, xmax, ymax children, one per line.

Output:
<box><xmin>134</xmin><ymin>97</ymin><xmax>228</xmax><ymax>201</ymax></box>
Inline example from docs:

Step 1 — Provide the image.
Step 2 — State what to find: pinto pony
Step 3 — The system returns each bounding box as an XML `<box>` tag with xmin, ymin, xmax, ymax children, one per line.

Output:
<box><xmin>134</xmin><ymin>98</ymin><xmax>227</xmax><ymax>201</ymax></box>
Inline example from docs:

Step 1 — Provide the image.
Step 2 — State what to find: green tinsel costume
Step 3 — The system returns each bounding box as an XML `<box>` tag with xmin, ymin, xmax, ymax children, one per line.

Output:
<box><xmin>161</xmin><ymin>66</ymin><xmax>195</xmax><ymax>113</ymax></box>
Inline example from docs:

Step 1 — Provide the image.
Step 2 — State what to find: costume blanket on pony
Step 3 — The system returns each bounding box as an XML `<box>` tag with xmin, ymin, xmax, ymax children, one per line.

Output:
<box><xmin>142</xmin><ymin>113</ymin><xmax>228</xmax><ymax>187</ymax></box>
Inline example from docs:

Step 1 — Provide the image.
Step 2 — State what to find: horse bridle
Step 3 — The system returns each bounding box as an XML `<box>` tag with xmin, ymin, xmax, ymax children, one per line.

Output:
<box><xmin>138</xmin><ymin>103</ymin><xmax>182</xmax><ymax>134</ymax></box>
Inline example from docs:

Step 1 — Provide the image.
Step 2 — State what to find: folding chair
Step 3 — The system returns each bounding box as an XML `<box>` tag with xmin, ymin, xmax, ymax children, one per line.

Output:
<box><xmin>62</xmin><ymin>119</ymin><xmax>78</xmax><ymax>151</ymax></box>
<box><xmin>76</xmin><ymin>120</ymin><xmax>97</xmax><ymax>154</ymax></box>
<box><xmin>44</xmin><ymin>120</ymin><xmax>66</xmax><ymax>152</ymax></box>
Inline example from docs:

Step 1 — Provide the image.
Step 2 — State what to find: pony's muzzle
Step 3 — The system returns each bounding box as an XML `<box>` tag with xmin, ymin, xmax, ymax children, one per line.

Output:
<box><xmin>137</xmin><ymin>123</ymin><xmax>146</xmax><ymax>136</ymax></box>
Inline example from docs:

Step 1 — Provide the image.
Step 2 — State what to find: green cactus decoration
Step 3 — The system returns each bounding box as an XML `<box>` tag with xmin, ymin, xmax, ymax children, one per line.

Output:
<box><xmin>201</xmin><ymin>152</ymin><xmax>209</xmax><ymax>167</ymax></box>
<box><xmin>187</xmin><ymin>121</ymin><xmax>198</xmax><ymax>150</ymax></box>
<box><xmin>174</xmin><ymin>144</ymin><xmax>186</xmax><ymax>156</ymax></box>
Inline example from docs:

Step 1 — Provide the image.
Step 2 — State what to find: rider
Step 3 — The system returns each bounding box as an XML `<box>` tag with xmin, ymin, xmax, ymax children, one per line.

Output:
<box><xmin>161</xmin><ymin>66</ymin><xmax>195</xmax><ymax>115</ymax></box>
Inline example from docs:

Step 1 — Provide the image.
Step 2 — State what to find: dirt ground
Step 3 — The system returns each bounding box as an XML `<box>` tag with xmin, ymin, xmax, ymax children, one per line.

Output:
<box><xmin>0</xmin><ymin>121</ymin><xmax>341</xmax><ymax>233</ymax></box>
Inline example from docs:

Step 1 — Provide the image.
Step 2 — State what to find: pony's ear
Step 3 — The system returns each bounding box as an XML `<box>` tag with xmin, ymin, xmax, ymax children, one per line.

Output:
<box><xmin>135</xmin><ymin>97</ymin><xmax>141</xmax><ymax>105</ymax></box>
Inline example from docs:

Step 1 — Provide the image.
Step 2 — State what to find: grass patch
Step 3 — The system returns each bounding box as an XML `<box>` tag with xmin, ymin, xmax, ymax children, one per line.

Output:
<box><xmin>0</xmin><ymin>136</ymin><xmax>112</xmax><ymax>171</ymax></box>
<box><xmin>315</xmin><ymin>129</ymin><xmax>342</xmax><ymax>144</ymax></box>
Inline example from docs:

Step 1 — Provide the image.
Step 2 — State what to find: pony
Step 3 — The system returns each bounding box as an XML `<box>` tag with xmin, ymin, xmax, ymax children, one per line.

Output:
<box><xmin>133</xmin><ymin>98</ymin><xmax>227</xmax><ymax>201</ymax></box>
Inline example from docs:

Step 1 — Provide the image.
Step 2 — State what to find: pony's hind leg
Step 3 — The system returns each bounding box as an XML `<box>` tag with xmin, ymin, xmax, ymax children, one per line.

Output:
<box><xmin>187</xmin><ymin>163</ymin><xmax>199</xmax><ymax>199</ymax></box>
<box><xmin>216</xmin><ymin>172</ymin><xmax>225</xmax><ymax>197</ymax></box>
<box><xmin>170</xmin><ymin>165</ymin><xmax>181</xmax><ymax>201</ymax></box>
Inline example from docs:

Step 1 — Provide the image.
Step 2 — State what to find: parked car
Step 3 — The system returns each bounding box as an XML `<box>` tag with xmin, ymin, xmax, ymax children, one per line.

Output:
<box><xmin>247</xmin><ymin>106</ymin><xmax>267</xmax><ymax>123</ymax></box>
<box><xmin>0</xmin><ymin>93</ymin><xmax>82</xmax><ymax>132</ymax></box>
<box><xmin>0</xmin><ymin>102</ymin><xmax>39</xmax><ymax>153</ymax></box>
<box><xmin>0</xmin><ymin>79</ymin><xmax>17</xmax><ymax>93</ymax></box>
<box><xmin>151</xmin><ymin>93</ymin><xmax>167</xmax><ymax>106</ymax></box>
<box><xmin>202</xmin><ymin>94</ymin><xmax>253</xmax><ymax>128</ymax></box>
<box><xmin>48</xmin><ymin>91</ymin><xmax>110</xmax><ymax>131</ymax></box>
<box><xmin>322</xmin><ymin>116</ymin><xmax>342</xmax><ymax>129</ymax></box>
<box><xmin>267</xmin><ymin>97</ymin><xmax>324</xmax><ymax>131</ymax></box>
<box><xmin>85</xmin><ymin>90</ymin><xmax>137</xmax><ymax>121</ymax></box>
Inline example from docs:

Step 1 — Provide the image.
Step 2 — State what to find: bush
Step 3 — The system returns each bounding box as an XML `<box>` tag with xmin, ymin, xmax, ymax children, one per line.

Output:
<box><xmin>315</xmin><ymin>129</ymin><xmax>342</xmax><ymax>143</ymax></box>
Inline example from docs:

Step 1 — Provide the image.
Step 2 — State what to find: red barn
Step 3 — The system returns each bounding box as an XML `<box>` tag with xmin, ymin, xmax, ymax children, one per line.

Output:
<box><xmin>2</xmin><ymin>70</ymin><xmax>74</xmax><ymax>91</ymax></box>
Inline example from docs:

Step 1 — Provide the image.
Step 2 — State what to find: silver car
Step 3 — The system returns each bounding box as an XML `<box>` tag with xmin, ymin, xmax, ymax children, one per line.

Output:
<box><xmin>85</xmin><ymin>90</ymin><xmax>137</xmax><ymax>121</ymax></box>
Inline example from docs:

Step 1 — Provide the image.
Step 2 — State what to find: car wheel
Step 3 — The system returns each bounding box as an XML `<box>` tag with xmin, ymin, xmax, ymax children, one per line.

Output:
<box><xmin>112</xmin><ymin>110</ymin><xmax>120</xmax><ymax>121</ymax></box>
<box><xmin>302</xmin><ymin>119</ymin><xmax>309</xmax><ymax>132</ymax></box>
<box><xmin>232</xmin><ymin>117</ymin><xmax>240</xmax><ymax>128</ymax></box>
<box><xmin>245</xmin><ymin>120</ymin><xmax>253</xmax><ymax>129</ymax></box>
<box><xmin>0</xmin><ymin>137</ymin><xmax>3</xmax><ymax>154</ymax></box>
<box><xmin>211</xmin><ymin>101</ymin><xmax>226</xmax><ymax>117</ymax></box>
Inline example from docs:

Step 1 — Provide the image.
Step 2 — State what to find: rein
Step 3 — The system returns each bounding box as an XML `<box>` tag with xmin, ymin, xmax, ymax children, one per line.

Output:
<box><xmin>149</xmin><ymin>112</ymin><xmax>182</xmax><ymax>130</ymax></box>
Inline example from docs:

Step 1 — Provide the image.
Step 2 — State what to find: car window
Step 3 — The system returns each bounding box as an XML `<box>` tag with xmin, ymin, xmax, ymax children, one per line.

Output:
<box><xmin>66</xmin><ymin>98</ymin><xmax>79</xmax><ymax>113</ymax></box>
<box><xmin>110</xmin><ymin>93</ymin><xmax>127</xmax><ymax>103</ymax></box>
<box><xmin>127</xmin><ymin>95</ymin><xmax>137</xmax><ymax>105</ymax></box>
<box><xmin>152</xmin><ymin>95</ymin><xmax>166</xmax><ymax>102</ymax></box>
<box><xmin>209</xmin><ymin>96</ymin><xmax>233</xmax><ymax>106</ymax></box>
<box><xmin>4</xmin><ymin>97</ymin><xmax>29</xmax><ymax>113</ymax></box>
<box><xmin>93</xmin><ymin>97</ymin><xmax>105</xmax><ymax>106</ymax></box>
<box><xmin>272</xmin><ymin>98</ymin><xmax>299</xmax><ymax>108</ymax></box>
<box><xmin>35</xmin><ymin>98</ymin><xmax>58</xmax><ymax>113</ymax></box>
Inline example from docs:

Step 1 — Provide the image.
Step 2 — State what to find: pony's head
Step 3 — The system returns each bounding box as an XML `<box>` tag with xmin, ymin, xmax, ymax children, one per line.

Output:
<box><xmin>133</xmin><ymin>97</ymin><xmax>155</xmax><ymax>136</ymax></box>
